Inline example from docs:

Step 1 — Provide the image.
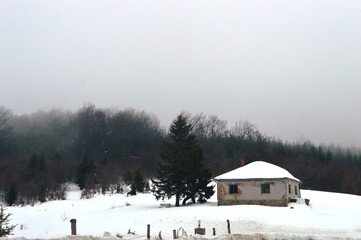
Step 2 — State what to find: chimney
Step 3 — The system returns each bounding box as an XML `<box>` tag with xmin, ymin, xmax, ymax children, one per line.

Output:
<box><xmin>240</xmin><ymin>158</ymin><xmax>245</xmax><ymax>167</ymax></box>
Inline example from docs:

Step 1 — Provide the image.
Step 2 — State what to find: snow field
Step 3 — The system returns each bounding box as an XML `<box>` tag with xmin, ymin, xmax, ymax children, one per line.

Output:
<box><xmin>5</xmin><ymin>189</ymin><xmax>361</xmax><ymax>240</ymax></box>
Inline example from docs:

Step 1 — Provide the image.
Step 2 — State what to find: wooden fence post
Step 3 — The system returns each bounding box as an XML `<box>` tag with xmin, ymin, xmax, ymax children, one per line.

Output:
<box><xmin>227</xmin><ymin>219</ymin><xmax>231</xmax><ymax>234</ymax></box>
<box><xmin>147</xmin><ymin>224</ymin><xmax>150</xmax><ymax>239</ymax></box>
<box><xmin>70</xmin><ymin>219</ymin><xmax>77</xmax><ymax>235</ymax></box>
<box><xmin>173</xmin><ymin>229</ymin><xmax>177</xmax><ymax>239</ymax></box>
<box><xmin>213</xmin><ymin>228</ymin><xmax>216</xmax><ymax>236</ymax></box>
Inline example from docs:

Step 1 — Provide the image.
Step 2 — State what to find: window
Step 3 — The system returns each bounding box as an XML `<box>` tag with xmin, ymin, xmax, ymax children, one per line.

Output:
<box><xmin>295</xmin><ymin>186</ymin><xmax>298</xmax><ymax>195</ymax></box>
<box><xmin>261</xmin><ymin>183</ymin><xmax>270</xmax><ymax>194</ymax></box>
<box><xmin>288</xmin><ymin>184</ymin><xmax>291</xmax><ymax>194</ymax></box>
<box><xmin>229</xmin><ymin>184</ymin><xmax>238</xmax><ymax>194</ymax></box>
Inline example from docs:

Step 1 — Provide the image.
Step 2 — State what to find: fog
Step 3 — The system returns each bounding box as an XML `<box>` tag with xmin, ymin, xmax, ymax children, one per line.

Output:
<box><xmin>1</xmin><ymin>0</ymin><xmax>361</xmax><ymax>147</ymax></box>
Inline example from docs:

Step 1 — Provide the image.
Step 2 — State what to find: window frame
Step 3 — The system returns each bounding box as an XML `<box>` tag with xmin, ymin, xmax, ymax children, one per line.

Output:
<box><xmin>229</xmin><ymin>184</ymin><xmax>238</xmax><ymax>194</ymax></box>
<box><xmin>261</xmin><ymin>183</ymin><xmax>271</xmax><ymax>194</ymax></box>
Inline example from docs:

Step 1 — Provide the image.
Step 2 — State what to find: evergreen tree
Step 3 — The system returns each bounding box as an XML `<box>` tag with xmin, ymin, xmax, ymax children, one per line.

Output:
<box><xmin>129</xmin><ymin>169</ymin><xmax>146</xmax><ymax>195</ymax></box>
<box><xmin>181</xmin><ymin>143</ymin><xmax>214</xmax><ymax>205</ymax></box>
<box><xmin>133</xmin><ymin>169</ymin><xmax>146</xmax><ymax>193</ymax></box>
<box><xmin>76</xmin><ymin>155</ymin><xmax>96</xmax><ymax>190</ymax></box>
<box><xmin>38</xmin><ymin>153</ymin><xmax>48</xmax><ymax>173</ymax></box>
<box><xmin>123</xmin><ymin>168</ymin><xmax>134</xmax><ymax>186</ymax></box>
<box><xmin>5</xmin><ymin>184</ymin><xmax>18</xmax><ymax>206</ymax></box>
<box><xmin>37</xmin><ymin>185</ymin><xmax>47</xmax><ymax>203</ymax></box>
<box><xmin>27</xmin><ymin>153</ymin><xmax>38</xmax><ymax>178</ymax></box>
<box><xmin>0</xmin><ymin>206</ymin><xmax>16</xmax><ymax>237</ymax></box>
<box><xmin>152</xmin><ymin>113</ymin><xmax>214</xmax><ymax>206</ymax></box>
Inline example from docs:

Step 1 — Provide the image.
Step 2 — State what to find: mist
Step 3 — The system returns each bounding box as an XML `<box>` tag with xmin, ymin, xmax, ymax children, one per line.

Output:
<box><xmin>1</xmin><ymin>0</ymin><xmax>361</xmax><ymax>147</ymax></box>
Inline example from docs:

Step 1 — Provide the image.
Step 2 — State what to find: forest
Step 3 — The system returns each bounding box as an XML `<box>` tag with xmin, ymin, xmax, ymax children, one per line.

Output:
<box><xmin>0</xmin><ymin>104</ymin><xmax>361</xmax><ymax>205</ymax></box>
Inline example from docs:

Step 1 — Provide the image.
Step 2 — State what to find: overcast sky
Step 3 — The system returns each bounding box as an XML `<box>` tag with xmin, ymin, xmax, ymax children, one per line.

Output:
<box><xmin>1</xmin><ymin>0</ymin><xmax>361</xmax><ymax>147</ymax></box>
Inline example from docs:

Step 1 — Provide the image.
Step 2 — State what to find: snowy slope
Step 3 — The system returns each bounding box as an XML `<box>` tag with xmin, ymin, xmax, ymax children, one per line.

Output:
<box><xmin>5</xmin><ymin>187</ymin><xmax>361</xmax><ymax>240</ymax></box>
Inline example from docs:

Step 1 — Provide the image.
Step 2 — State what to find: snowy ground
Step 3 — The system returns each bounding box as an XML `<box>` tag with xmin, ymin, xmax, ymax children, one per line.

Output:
<box><xmin>4</xmin><ymin>187</ymin><xmax>361</xmax><ymax>240</ymax></box>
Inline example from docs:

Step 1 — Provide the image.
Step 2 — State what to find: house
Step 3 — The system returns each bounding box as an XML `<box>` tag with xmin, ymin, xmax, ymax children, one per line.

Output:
<box><xmin>214</xmin><ymin>161</ymin><xmax>301</xmax><ymax>206</ymax></box>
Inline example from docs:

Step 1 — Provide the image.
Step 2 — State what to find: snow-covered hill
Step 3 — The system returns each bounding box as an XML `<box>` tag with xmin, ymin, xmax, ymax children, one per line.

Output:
<box><xmin>5</xmin><ymin>187</ymin><xmax>361</xmax><ymax>239</ymax></box>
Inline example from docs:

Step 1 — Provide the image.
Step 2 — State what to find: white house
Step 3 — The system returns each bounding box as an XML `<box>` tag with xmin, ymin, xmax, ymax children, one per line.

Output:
<box><xmin>214</xmin><ymin>161</ymin><xmax>301</xmax><ymax>206</ymax></box>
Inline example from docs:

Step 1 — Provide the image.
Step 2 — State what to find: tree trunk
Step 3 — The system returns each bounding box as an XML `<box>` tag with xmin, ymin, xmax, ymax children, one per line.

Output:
<box><xmin>175</xmin><ymin>193</ymin><xmax>180</xmax><ymax>207</ymax></box>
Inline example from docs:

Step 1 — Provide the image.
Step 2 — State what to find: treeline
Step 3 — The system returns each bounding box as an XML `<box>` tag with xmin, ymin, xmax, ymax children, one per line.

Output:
<box><xmin>0</xmin><ymin>105</ymin><xmax>361</xmax><ymax>205</ymax></box>
<box><xmin>0</xmin><ymin>105</ymin><xmax>163</xmax><ymax>204</ymax></box>
<box><xmin>190</xmin><ymin>114</ymin><xmax>361</xmax><ymax>195</ymax></box>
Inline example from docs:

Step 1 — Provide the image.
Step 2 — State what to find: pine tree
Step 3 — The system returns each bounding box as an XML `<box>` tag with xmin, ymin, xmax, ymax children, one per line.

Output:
<box><xmin>152</xmin><ymin>113</ymin><xmax>214</xmax><ymax>206</ymax></box>
<box><xmin>0</xmin><ymin>206</ymin><xmax>16</xmax><ymax>237</ymax></box>
<box><xmin>123</xmin><ymin>168</ymin><xmax>134</xmax><ymax>186</ymax></box>
<box><xmin>27</xmin><ymin>153</ymin><xmax>38</xmax><ymax>177</ymax></box>
<box><xmin>133</xmin><ymin>169</ymin><xmax>146</xmax><ymax>193</ymax></box>
<box><xmin>37</xmin><ymin>185</ymin><xmax>47</xmax><ymax>203</ymax></box>
<box><xmin>5</xmin><ymin>184</ymin><xmax>18</xmax><ymax>206</ymax></box>
<box><xmin>125</xmin><ymin>169</ymin><xmax>146</xmax><ymax>195</ymax></box>
<box><xmin>76</xmin><ymin>155</ymin><xmax>96</xmax><ymax>190</ymax></box>
<box><xmin>181</xmin><ymin>143</ymin><xmax>214</xmax><ymax>205</ymax></box>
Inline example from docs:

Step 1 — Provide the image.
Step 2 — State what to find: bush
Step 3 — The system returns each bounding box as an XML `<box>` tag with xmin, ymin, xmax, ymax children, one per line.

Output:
<box><xmin>80</xmin><ymin>188</ymin><xmax>96</xmax><ymax>199</ymax></box>
<box><xmin>48</xmin><ymin>185</ymin><xmax>67</xmax><ymax>201</ymax></box>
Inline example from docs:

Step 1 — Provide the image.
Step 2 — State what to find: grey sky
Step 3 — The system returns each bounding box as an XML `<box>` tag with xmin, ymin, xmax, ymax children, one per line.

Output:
<box><xmin>1</xmin><ymin>0</ymin><xmax>361</xmax><ymax>147</ymax></box>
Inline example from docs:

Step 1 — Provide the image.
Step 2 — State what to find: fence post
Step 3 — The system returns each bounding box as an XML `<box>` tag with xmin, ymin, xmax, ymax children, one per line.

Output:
<box><xmin>70</xmin><ymin>219</ymin><xmax>77</xmax><ymax>235</ymax></box>
<box><xmin>213</xmin><ymin>228</ymin><xmax>216</xmax><ymax>236</ymax></box>
<box><xmin>227</xmin><ymin>219</ymin><xmax>231</xmax><ymax>234</ymax></box>
<box><xmin>173</xmin><ymin>229</ymin><xmax>177</xmax><ymax>239</ymax></box>
<box><xmin>147</xmin><ymin>224</ymin><xmax>150</xmax><ymax>239</ymax></box>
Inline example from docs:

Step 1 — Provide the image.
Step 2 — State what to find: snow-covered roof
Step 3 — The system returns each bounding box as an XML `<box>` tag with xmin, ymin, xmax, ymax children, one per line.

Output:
<box><xmin>214</xmin><ymin>161</ymin><xmax>300</xmax><ymax>182</ymax></box>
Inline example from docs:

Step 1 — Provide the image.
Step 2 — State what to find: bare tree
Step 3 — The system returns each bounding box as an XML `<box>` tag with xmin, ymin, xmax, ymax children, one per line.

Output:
<box><xmin>231</xmin><ymin>120</ymin><xmax>260</xmax><ymax>141</ymax></box>
<box><xmin>192</xmin><ymin>113</ymin><xmax>227</xmax><ymax>140</ymax></box>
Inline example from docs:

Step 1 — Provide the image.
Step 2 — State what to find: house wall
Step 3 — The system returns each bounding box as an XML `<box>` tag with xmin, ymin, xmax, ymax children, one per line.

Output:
<box><xmin>286</xmin><ymin>179</ymin><xmax>301</xmax><ymax>199</ymax></box>
<box><xmin>217</xmin><ymin>179</ymin><xmax>299</xmax><ymax>207</ymax></box>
